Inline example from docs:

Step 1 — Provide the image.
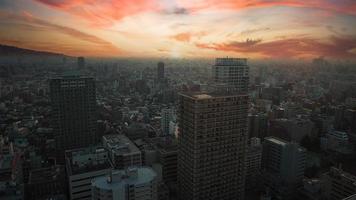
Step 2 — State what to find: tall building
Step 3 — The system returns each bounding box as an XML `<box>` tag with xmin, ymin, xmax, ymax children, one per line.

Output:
<box><xmin>50</xmin><ymin>72</ymin><xmax>96</xmax><ymax>161</ymax></box>
<box><xmin>322</xmin><ymin>167</ymin><xmax>356</xmax><ymax>200</ymax></box>
<box><xmin>157</xmin><ymin>62</ymin><xmax>164</xmax><ymax>81</ymax></box>
<box><xmin>65</xmin><ymin>146</ymin><xmax>112</xmax><ymax>200</ymax></box>
<box><xmin>245</xmin><ymin>137</ymin><xmax>262</xmax><ymax>190</ymax></box>
<box><xmin>178</xmin><ymin>92</ymin><xmax>248</xmax><ymax>200</ymax></box>
<box><xmin>102</xmin><ymin>134</ymin><xmax>142</xmax><ymax>169</ymax></box>
<box><xmin>262</xmin><ymin>136</ymin><xmax>306</xmax><ymax>199</ymax></box>
<box><xmin>91</xmin><ymin>167</ymin><xmax>158</xmax><ymax>200</ymax></box>
<box><xmin>24</xmin><ymin>165</ymin><xmax>66</xmax><ymax>200</ymax></box>
<box><xmin>78</xmin><ymin>56</ymin><xmax>85</xmax><ymax>69</ymax></box>
<box><xmin>212</xmin><ymin>57</ymin><xmax>249</xmax><ymax>93</ymax></box>
<box><xmin>161</xmin><ymin>108</ymin><xmax>174</xmax><ymax>135</ymax></box>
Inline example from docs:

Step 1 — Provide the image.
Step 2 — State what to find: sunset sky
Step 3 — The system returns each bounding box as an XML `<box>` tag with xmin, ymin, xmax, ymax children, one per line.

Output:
<box><xmin>0</xmin><ymin>0</ymin><xmax>356</xmax><ymax>59</ymax></box>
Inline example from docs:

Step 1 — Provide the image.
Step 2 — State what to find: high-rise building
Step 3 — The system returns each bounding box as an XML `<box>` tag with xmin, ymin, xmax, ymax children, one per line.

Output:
<box><xmin>91</xmin><ymin>167</ymin><xmax>158</xmax><ymax>200</ymax></box>
<box><xmin>50</xmin><ymin>72</ymin><xmax>96</xmax><ymax>161</ymax></box>
<box><xmin>157</xmin><ymin>62</ymin><xmax>165</xmax><ymax>81</ymax></box>
<box><xmin>178</xmin><ymin>92</ymin><xmax>248</xmax><ymax>200</ymax></box>
<box><xmin>102</xmin><ymin>134</ymin><xmax>142</xmax><ymax>169</ymax></box>
<box><xmin>262</xmin><ymin>136</ymin><xmax>306</xmax><ymax>199</ymax></box>
<box><xmin>245</xmin><ymin>137</ymin><xmax>262</xmax><ymax>190</ymax></box>
<box><xmin>212</xmin><ymin>57</ymin><xmax>249</xmax><ymax>93</ymax></box>
<box><xmin>78</xmin><ymin>56</ymin><xmax>85</xmax><ymax>69</ymax></box>
<box><xmin>65</xmin><ymin>146</ymin><xmax>112</xmax><ymax>200</ymax></box>
<box><xmin>161</xmin><ymin>108</ymin><xmax>174</xmax><ymax>135</ymax></box>
<box><xmin>322</xmin><ymin>167</ymin><xmax>356</xmax><ymax>200</ymax></box>
<box><xmin>24</xmin><ymin>165</ymin><xmax>66</xmax><ymax>200</ymax></box>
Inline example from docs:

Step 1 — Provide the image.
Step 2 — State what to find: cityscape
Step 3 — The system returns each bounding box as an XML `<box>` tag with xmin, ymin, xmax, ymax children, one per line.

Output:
<box><xmin>1</xmin><ymin>1</ymin><xmax>356</xmax><ymax>200</ymax></box>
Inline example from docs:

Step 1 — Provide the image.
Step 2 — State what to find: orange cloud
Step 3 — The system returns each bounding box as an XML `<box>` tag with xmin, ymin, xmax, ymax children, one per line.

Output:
<box><xmin>170</xmin><ymin>32</ymin><xmax>207</xmax><ymax>42</ymax></box>
<box><xmin>195</xmin><ymin>36</ymin><xmax>356</xmax><ymax>58</ymax></box>
<box><xmin>0</xmin><ymin>11</ymin><xmax>121</xmax><ymax>56</ymax></box>
<box><xmin>177</xmin><ymin>0</ymin><xmax>356</xmax><ymax>15</ymax></box>
<box><xmin>34</xmin><ymin>0</ymin><xmax>159</xmax><ymax>27</ymax></box>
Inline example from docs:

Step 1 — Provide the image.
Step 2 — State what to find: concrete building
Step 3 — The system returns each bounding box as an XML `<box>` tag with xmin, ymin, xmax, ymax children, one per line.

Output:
<box><xmin>50</xmin><ymin>72</ymin><xmax>96</xmax><ymax>161</ymax></box>
<box><xmin>178</xmin><ymin>92</ymin><xmax>248</xmax><ymax>200</ymax></box>
<box><xmin>326</xmin><ymin>130</ymin><xmax>353</xmax><ymax>154</ymax></box>
<box><xmin>102</xmin><ymin>135</ymin><xmax>142</xmax><ymax>169</ymax></box>
<box><xmin>160</xmin><ymin>108</ymin><xmax>174</xmax><ymax>135</ymax></box>
<box><xmin>262</xmin><ymin>136</ymin><xmax>307</xmax><ymax>199</ymax></box>
<box><xmin>91</xmin><ymin>167</ymin><xmax>158</xmax><ymax>200</ymax></box>
<box><xmin>212</xmin><ymin>57</ymin><xmax>249</xmax><ymax>93</ymax></box>
<box><xmin>322</xmin><ymin>167</ymin><xmax>356</xmax><ymax>200</ymax></box>
<box><xmin>148</xmin><ymin>136</ymin><xmax>178</xmax><ymax>186</ymax></box>
<box><xmin>157</xmin><ymin>62</ymin><xmax>165</xmax><ymax>81</ymax></box>
<box><xmin>245</xmin><ymin>137</ymin><xmax>262</xmax><ymax>190</ymax></box>
<box><xmin>65</xmin><ymin>146</ymin><xmax>112</xmax><ymax>200</ymax></box>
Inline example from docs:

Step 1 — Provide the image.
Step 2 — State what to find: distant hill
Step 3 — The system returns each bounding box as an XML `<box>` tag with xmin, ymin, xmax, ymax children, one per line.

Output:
<box><xmin>0</xmin><ymin>44</ymin><xmax>67</xmax><ymax>57</ymax></box>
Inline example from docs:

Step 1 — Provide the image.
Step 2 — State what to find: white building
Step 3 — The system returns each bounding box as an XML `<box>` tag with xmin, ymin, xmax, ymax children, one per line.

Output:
<box><xmin>91</xmin><ymin>167</ymin><xmax>158</xmax><ymax>200</ymax></box>
<box><xmin>65</xmin><ymin>147</ymin><xmax>113</xmax><ymax>200</ymax></box>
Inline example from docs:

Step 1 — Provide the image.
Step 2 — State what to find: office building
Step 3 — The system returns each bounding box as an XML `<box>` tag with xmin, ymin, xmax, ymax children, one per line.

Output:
<box><xmin>212</xmin><ymin>57</ymin><xmax>249</xmax><ymax>93</ymax></box>
<box><xmin>91</xmin><ymin>167</ymin><xmax>158</xmax><ymax>200</ymax></box>
<box><xmin>322</xmin><ymin>167</ymin><xmax>356</xmax><ymax>200</ymax></box>
<box><xmin>178</xmin><ymin>92</ymin><xmax>248</xmax><ymax>200</ymax></box>
<box><xmin>262</xmin><ymin>136</ymin><xmax>306</xmax><ymax>199</ymax></box>
<box><xmin>77</xmin><ymin>57</ymin><xmax>85</xmax><ymax>69</ymax></box>
<box><xmin>50</xmin><ymin>72</ymin><xmax>96</xmax><ymax>161</ymax></box>
<box><xmin>161</xmin><ymin>108</ymin><xmax>174</xmax><ymax>135</ymax></box>
<box><xmin>24</xmin><ymin>165</ymin><xmax>66</xmax><ymax>200</ymax></box>
<box><xmin>148</xmin><ymin>136</ymin><xmax>178</xmax><ymax>186</ymax></box>
<box><xmin>245</xmin><ymin>137</ymin><xmax>262</xmax><ymax>190</ymax></box>
<box><xmin>157</xmin><ymin>62</ymin><xmax>164</xmax><ymax>81</ymax></box>
<box><xmin>65</xmin><ymin>146</ymin><xmax>112</xmax><ymax>200</ymax></box>
<box><xmin>102</xmin><ymin>134</ymin><xmax>142</xmax><ymax>169</ymax></box>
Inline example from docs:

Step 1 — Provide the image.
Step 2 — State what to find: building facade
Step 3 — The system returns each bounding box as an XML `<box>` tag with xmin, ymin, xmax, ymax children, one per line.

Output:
<box><xmin>50</xmin><ymin>73</ymin><xmax>96</xmax><ymax>161</ymax></box>
<box><xmin>212</xmin><ymin>57</ymin><xmax>249</xmax><ymax>93</ymax></box>
<box><xmin>65</xmin><ymin>146</ymin><xmax>112</xmax><ymax>200</ymax></box>
<box><xmin>322</xmin><ymin>167</ymin><xmax>356</xmax><ymax>200</ymax></box>
<box><xmin>102</xmin><ymin>134</ymin><xmax>142</xmax><ymax>169</ymax></box>
<box><xmin>262</xmin><ymin>136</ymin><xmax>306</xmax><ymax>199</ymax></box>
<box><xmin>91</xmin><ymin>167</ymin><xmax>158</xmax><ymax>200</ymax></box>
<box><xmin>178</xmin><ymin>92</ymin><xmax>248</xmax><ymax>200</ymax></box>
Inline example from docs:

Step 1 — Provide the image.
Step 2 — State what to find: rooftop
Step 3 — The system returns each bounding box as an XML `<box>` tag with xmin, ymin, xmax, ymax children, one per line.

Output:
<box><xmin>264</xmin><ymin>136</ymin><xmax>288</xmax><ymax>146</ymax></box>
<box><xmin>179</xmin><ymin>91</ymin><xmax>248</xmax><ymax>100</ymax></box>
<box><xmin>215</xmin><ymin>57</ymin><xmax>247</xmax><ymax>66</ymax></box>
<box><xmin>103</xmin><ymin>134</ymin><xmax>140</xmax><ymax>155</ymax></box>
<box><xmin>92</xmin><ymin>167</ymin><xmax>156</xmax><ymax>190</ymax></box>
<box><xmin>65</xmin><ymin>146</ymin><xmax>112</xmax><ymax>175</ymax></box>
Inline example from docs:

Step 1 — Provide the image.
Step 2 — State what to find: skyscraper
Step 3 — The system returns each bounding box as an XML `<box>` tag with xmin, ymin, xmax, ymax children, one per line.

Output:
<box><xmin>157</xmin><ymin>61</ymin><xmax>164</xmax><ymax>81</ymax></box>
<box><xmin>213</xmin><ymin>57</ymin><xmax>249</xmax><ymax>93</ymax></box>
<box><xmin>77</xmin><ymin>56</ymin><xmax>85</xmax><ymax>69</ymax></box>
<box><xmin>50</xmin><ymin>72</ymin><xmax>96</xmax><ymax>160</ymax></box>
<box><xmin>178</xmin><ymin>92</ymin><xmax>248</xmax><ymax>200</ymax></box>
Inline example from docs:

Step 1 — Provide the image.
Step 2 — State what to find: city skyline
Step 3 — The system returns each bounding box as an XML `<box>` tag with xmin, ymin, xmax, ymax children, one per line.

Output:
<box><xmin>0</xmin><ymin>0</ymin><xmax>356</xmax><ymax>59</ymax></box>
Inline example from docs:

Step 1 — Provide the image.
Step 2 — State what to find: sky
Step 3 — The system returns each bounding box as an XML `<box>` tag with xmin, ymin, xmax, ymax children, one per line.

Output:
<box><xmin>0</xmin><ymin>0</ymin><xmax>356</xmax><ymax>59</ymax></box>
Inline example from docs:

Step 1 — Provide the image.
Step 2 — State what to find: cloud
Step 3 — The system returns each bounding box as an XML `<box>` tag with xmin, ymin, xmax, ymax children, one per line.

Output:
<box><xmin>170</xmin><ymin>31</ymin><xmax>207</xmax><ymax>42</ymax></box>
<box><xmin>34</xmin><ymin>0</ymin><xmax>159</xmax><ymax>27</ymax></box>
<box><xmin>195</xmin><ymin>36</ymin><xmax>356</xmax><ymax>58</ymax></box>
<box><xmin>0</xmin><ymin>11</ymin><xmax>121</xmax><ymax>56</ymax></box>
<box><xmin>176</xmin><ymin>0</ymin><xmax>356</xmax><ymax>15</ymax></box>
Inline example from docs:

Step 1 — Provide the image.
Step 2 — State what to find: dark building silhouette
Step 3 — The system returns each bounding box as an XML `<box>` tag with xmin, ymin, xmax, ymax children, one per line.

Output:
<box><xmin>157</xmin><ymin>61</ymin><xmax>165</xmax><ymax>81</ymax></box>
<box><xmin>77</xmin><ymin>56</ymin><xmax>85</xmax><ymax>69</ymax></box>
<box><xmin>24</xmin><ymin>165</ymin><xmax>66</xmax><ymax>200</ymax></box>
<box><xmin>50</xmin><ymin>72</ymin><xmax>96</xmax><ymax>162</ymax></box>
